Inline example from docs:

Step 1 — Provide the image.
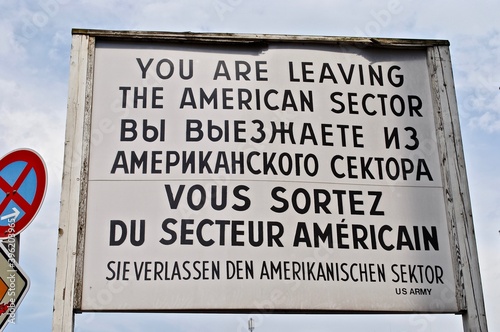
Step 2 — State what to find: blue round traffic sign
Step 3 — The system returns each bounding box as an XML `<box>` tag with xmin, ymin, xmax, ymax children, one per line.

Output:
<box><xmin>0</xmin><ymin>149</ymin><xmax>47</xmax><ymax>239</ymax></box>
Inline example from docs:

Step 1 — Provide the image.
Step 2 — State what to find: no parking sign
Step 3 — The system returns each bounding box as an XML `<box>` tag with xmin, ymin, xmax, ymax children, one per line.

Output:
<box><xmin>0</xmin><ymin>149</ymin><xmax>47</xmax><ymax>239</ymax></box>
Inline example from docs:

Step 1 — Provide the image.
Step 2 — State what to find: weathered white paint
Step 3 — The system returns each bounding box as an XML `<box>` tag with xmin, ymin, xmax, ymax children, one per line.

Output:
<box><xmin>428</xmin><ymin>45</ymin><xmax>488</xmax><ymax>332</ymax></box>
<box><xmin>52</xmin><ymin>33</ymin><xmax>92</xmax><ymax>332</ymax></box>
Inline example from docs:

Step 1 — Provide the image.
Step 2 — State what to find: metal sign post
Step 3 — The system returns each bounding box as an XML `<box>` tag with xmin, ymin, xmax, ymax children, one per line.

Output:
<box><xmin>0</xmin><ymin>148</ymin><xmax>47</xmax><ymax>330</ymax></box>
<box><xmin>0</xmin><ymin>243</ymin><xmax>30</xmax><ymax>331</ymax></box>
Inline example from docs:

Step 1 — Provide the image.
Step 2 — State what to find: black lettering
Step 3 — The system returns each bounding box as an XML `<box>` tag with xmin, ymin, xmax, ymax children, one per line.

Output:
<box><xmin>233</xmin><ymin>185</ymin><xmax>251</xmax><ymax>211</ymax></box>
<box><xmin>271</xmin><ymin>187</ymin><xmax>288</xmax><ymax>213</ymax></box>
<box><xmin>164</xmin><ymin>185</ymin><xmax>185</xmax><ymax>209</ymax></box>
<box><xmin>137</xmin><ymin>58</ymin><xmax>154</xmax><ymax>79</ymax></box>
<box><xmin>110</xmin><ymin>220</ymin><xmax>127</xmax><ymax>246</ymax></box>
<box><xmin>159</xmin><ymin>218</ymin><xmax>177</xmax><ymax>245</ymax></box>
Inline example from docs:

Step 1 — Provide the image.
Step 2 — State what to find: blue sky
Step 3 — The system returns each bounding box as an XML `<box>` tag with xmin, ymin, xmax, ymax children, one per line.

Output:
<box><xmin>0</xmin><ymin>0</ymin><xmax>499</xmax><ymax>331</ymax></box>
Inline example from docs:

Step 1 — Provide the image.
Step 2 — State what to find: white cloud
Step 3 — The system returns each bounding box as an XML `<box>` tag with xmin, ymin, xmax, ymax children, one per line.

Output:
<box><xmin>0</xmin><ymin>77</ymin><xmax>66</xmax><ymax>189</ymax></box>
<box><xmin>0</xmin><ymin>21</ymin><xmax>27</xmax><ymax>60</ymax></box>
<box><xmin>451</xmin><ymin>31</ymin><xmax>500</xmax><ymax>132</ymax></box>
<box><xmin>469</xmin><ymin>112</ymin><xmax>500</xmax><ymax>132</ymax></box>
<box><xmin>401</xmin><ymin>0</ymin><xmax>500</xmax><ymax>36</ymax></box>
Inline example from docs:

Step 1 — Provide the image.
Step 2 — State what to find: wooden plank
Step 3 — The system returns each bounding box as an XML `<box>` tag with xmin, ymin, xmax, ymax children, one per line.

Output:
<box><xmin>428</xmin><ymin>45</ymin><xmax>465</xmax><ymax>313</ymax></box>
<box><xmin>71</xmin><ymin>28</ymin><xmax>450</xmax><ymax>48</ymax></box>
<box><xmin>428</xmin><ymin>46</ymin><xmax>488</xmax><ymax>331</ymax></box>
<box><xmin>52</xmin><ymin>34</ymin><xmax>90</xmax><ymax>332</ymax></box>
<box><xmin>73</xmin><ymin>36</ymin><xmax>95</xmax><ymax>311</ymax></box>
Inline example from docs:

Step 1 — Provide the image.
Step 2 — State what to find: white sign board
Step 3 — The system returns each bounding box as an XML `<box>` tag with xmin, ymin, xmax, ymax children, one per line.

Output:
<box><xmin>77</xmin><ymin>38</ymin><xmax>460</xmax><ymax>313</ymax></box>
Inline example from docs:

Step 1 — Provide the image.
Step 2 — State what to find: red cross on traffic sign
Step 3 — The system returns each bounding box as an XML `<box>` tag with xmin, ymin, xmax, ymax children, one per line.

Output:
<box><xmin>0</xmin><ymin>149</ymin><xmax>47</xmax><ymax>239</ymax></box>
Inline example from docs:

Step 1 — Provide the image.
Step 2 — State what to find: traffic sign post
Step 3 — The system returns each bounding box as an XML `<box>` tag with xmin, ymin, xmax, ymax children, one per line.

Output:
<box><xmin>0</xmin><ymin>243</ymin><xmax>30</xmax><ymax>331</ymax></box>
<box><xmin>0</xmin><ymin>148</ymin><xmax>47</xmax><ymax>330</ymax></box>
